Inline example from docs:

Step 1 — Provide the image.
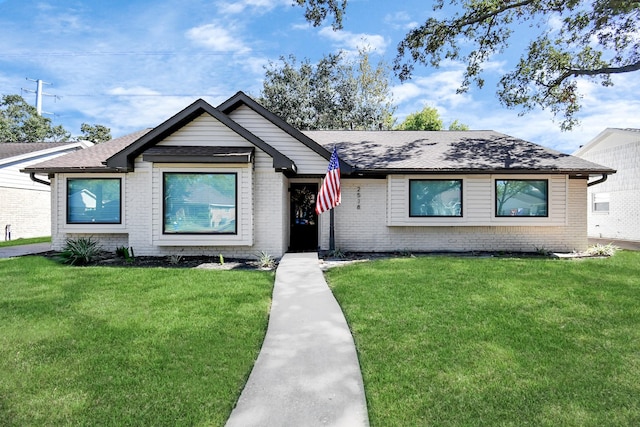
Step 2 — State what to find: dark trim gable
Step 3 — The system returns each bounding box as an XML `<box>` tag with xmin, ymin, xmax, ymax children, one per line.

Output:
<box><xmin>218</xmin><ymin>91</ymin><xmax>354</xmax><ymax>174</ymax></box>
<box><xmin>104</xmin><ymin>98</ymin><xmax>297</xmax><ymax>173</ymax></box>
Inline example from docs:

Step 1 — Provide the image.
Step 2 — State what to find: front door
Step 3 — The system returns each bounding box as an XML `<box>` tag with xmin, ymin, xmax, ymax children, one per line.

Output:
<box><xmin>289</xmin><ymin>183</ymin><xmax>318</xmax><ymax>252</ymax></box>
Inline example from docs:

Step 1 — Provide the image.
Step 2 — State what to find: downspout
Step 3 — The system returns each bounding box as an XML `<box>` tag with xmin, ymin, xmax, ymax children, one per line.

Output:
<box><xmin>587</xmin><ymin>174</ymin><xmax>608</xmax><ymax>187</ymax></box>
<box><xmin>29</xmin><ymin>173</ymin><xmax>51</xmax><ymax>187</ymax></box>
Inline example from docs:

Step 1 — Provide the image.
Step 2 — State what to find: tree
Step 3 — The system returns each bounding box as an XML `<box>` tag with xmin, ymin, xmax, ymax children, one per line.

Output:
<box><xmin>396</xmin><ymin>106</ymin><xmax>469</xmax><ymax>131</ymax></box>
<box><xmin>260</xmin><ymin>48</ymin><xmax>395</xmax><ymax>130</ymax></box>
<box><xmin>396</xmin><ymin>106</ymin><xmax>443</xmax><ymax>130</ymax></box>
<box><xmin>448</xmin><ymin>119</ymin><xmax>469</xmax><ymax>131</ymax></box>
<box><xmin>0</xmin><ymin>94</ymin><xmax>70</xmax><ymax>142</ymax></box>
<box><xmin>80</xmin><ymin>123</ymin><xmax>111</xmax><ymax>144</ymax></box>
<box><xmin>296</xmin><ymin>0</ymin><xmax>640</xmax><ymax>130</ymax></box>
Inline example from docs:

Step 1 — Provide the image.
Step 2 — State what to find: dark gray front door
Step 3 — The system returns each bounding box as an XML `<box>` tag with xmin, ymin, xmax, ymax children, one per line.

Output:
<box><xmin>289</xmin><ymin>183</ymin><xmax>318</xmax><ymax>252</ymax></box>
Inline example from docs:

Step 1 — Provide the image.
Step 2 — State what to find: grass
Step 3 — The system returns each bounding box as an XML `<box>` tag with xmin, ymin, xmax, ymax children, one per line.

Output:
<box><xmin>326</xmin><ymin>251</ymin><xmax>640</xmax><ymax>426</ymax></box>
<box><xmin>0</xmin><ymin>256</ymin><xmax>273</xmax><ymax>426</ymax></box>
<box><xmin>0</xmin><ymin>236</ymin><xmax>50</xmax><ymax>248</ymax></box>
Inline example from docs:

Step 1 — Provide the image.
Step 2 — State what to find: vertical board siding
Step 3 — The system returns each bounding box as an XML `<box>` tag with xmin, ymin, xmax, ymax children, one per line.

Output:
<box><xmin>229</xmin><ymin>105</ymin><xmax>329</xmax><ymax>174</ymax></box>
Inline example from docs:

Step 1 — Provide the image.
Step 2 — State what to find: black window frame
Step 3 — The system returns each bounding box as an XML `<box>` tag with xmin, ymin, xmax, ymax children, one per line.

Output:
<box><xmin>495</xmin><ymin>179</ymin><xmax>549</xmax><ymax>218</ymax></box>
<box><xmin>66</xmin><ymin>178</ymin><xmax>122</xmax><ymax>224</ymax></box>
<box><xmin>162</xmin><ymin>172</ymin><xmax>238</xmax><ymax>235</ymax></box>
<box><xmin>409</xmin><ymin>179</ymin><xmax>463</xmax><ymax>218</ymax></box>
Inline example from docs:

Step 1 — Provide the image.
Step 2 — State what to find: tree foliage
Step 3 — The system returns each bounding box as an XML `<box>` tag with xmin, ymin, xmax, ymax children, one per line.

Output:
<box><xmin>0</xmin><ymin>94</ymin><xmax>111</xmax><ymax>143</ymax></box>
<box><xmin>80</xmin><ymin>123</ymin><xmax>111</xmax><ymax>144</ymax></box>
<box><xmin>396</xmin><ymin>106</ymin><xmax>443</xmax><ymax>130</ymax></box>
<box><xmin>295</xmin><ymin>0</ymin><xmax>640</xmax><ymax>130</ymax></box>
<box><xmin>0</xmin><ymin>94</ymin><xmax>70</xmax><ymax>142</ymax></box>
<box><xmin>260</xmin><ymin>49</ymin><xmax>396</xmax><ymax>130</ymax></box>
<box><xmin>396</xmin><ymin>106</ymin><xmax>469</xmax><ymax>131</ymax></box>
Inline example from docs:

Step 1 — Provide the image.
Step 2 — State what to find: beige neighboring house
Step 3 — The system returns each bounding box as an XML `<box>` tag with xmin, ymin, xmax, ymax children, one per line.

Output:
<box><xmin>574</xmin><ymin>128</ymin><xmax>639</xmax><ymax>242</ymax></box>
<box><xmin>1</xmin><ymin>141</ymin><xmax>92</xmax><ymax>240</ymax></box>
<box><xmin>23</xmin><ymin>92</ymin><xmax>614</xmax><ymax>257</ymax></box>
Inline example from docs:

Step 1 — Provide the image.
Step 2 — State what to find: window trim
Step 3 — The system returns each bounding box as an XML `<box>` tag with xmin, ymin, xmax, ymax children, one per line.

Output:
<box><xmin>162</xmin><ymin>171</ymin><xmax>238</xmax><ymax>235</ymax></box>
<box><xmin>66</xmin><ymin>177</ymin><xmax>122</xmax><ymax>225</ymax></box>
<box><xmin>592</xmin><ymin>192</ymin><xmax>610</xmax><ymax>214</ymax></box>
<box><xmin>408</xmin><ymin>179</ymin><xmax>463</xmax><ymax>218</ymax></box>
<box><xmin>494</xmin><ymin>179</ymin><xmax>549</xmax><ymax>218</ymax></box>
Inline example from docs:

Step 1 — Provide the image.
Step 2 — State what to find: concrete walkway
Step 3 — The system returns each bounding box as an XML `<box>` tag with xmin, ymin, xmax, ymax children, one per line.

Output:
<box><xmin>226</xmin><ymin>252</ymin><xmax>369</xmax><ymax>427</ymax></box>
<box><xmin>0</xmin><ymin>242</ymin><xmax>51</xmax><ymax>258</ymax></box>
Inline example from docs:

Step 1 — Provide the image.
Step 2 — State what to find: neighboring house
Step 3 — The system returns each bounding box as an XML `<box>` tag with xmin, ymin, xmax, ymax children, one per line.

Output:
<box><xmin>574</xmin><ymin>128</ymin><xmax>639</xmax><ymax>242</ymax></box>
<box><xmin>0</xmin><ymin>141</ymin><xmax>92</xmax><ymax>240</ymax></box>
<box><xmin>23</xmin><ymin>92</ymin><xmax>614</xmax><ymax>257</ymax></box>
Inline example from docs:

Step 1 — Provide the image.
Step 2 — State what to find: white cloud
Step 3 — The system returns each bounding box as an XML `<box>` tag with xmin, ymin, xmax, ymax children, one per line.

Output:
<box><xmin>186</xmin><ymin>22</ymin><xmax>251</xmax><ymax>54</ymax></box>
<box><xmin>216</xmin><ymin>0</ymin><xmax>290</xmax><ymax>15</ymax></box>
<box><xmin>318</xmin><ymin>27</ymin><xmax>388</xmax><ymax>55</ymax></box>
<box><xmin>384</xmin><ymin>11</ymin><xmax>419</xmax><ymax>30</ymax></box>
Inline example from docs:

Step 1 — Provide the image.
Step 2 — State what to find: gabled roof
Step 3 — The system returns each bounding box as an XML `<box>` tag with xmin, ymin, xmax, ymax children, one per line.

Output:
<box><xmin>105</xmin><ymin>98</ymin><xmax>296</xmax><ymax>173</ymax></box>
<box><xmin>573</xmin><ymin>128</ymin><xmax>640</xmax><ymax>157</ymax></box>
<box><xmin>218</xmin><ymin>91</ymin><xmax>353</xmax><ymax>173</ymax></box>
<box><xmin>305</xmin><ymin>130</ymin><xmax>615</xmax><ymax>176</ymax></box>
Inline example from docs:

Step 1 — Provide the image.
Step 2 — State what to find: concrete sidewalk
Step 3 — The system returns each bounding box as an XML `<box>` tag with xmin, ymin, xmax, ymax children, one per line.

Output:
<box><xmin>0</xmin><ymin>242</ymin><xmax>51</xmax><ymax>258</ymax></box>
<box><xmin>226</xmin><ymin>252</ymin><xmax>369</xmax><ymax>427</ymax></box>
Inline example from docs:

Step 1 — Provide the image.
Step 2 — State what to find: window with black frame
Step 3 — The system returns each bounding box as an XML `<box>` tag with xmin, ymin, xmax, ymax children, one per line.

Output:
<box><xmin>409</xmin><ymin>179</ymin><xmax>462</xmax><ymax>217</ymax></box>
<box><xmin>67</xmin><ymin>178</ymin><xmax>121</xmax><ymax>224</ymax></box>
<box><xmin>495</xmin><ymin>179</ymin><xmax>548</xmax><ymax>217</ymax></box>
<box><xmin>163</xmin><ymin>172</ymin><xmax>237</xmax><ymax>234</ymax></box>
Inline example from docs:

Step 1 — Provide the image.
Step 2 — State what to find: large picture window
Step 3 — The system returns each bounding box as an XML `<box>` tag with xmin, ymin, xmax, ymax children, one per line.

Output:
<box><xmin>409</xmin><ymin>179</ymin><xmax>462</xmax><ymax>217</ymax></box>
<box><xmin>163</xmin><ymin>172</ymin><xmax>237</xmax><ymax>234</ymax></box>
<box><xmin>67</xmin><ymin>178</ymin><xmax>121</xmax><ymax>224</ymax></box>
<box><xmin>495</xmin><ymin>179</ymin><xmax>548</xmax><ymax>217</ymax></box>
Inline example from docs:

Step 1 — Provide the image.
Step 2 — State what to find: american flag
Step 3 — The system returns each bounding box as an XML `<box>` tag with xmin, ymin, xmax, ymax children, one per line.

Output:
<box><xmin>316</xmin><ymin>147</ymin><xmax>341</xmax><ymax>214</ymax></box>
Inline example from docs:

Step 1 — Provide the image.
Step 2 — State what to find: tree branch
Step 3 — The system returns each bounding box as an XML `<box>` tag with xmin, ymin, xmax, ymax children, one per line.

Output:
<box><xmin>453</xmin><ymin>0</ymin><xmax>534</xmax><ymax>28</ymax></box>
<box><xmin>550</xmin><ymin>60</ymin><xmax>640</xmax><ymax>87</ymax></box>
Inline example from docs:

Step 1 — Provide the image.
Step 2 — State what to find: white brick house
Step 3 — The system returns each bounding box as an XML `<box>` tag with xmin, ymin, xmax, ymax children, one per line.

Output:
<box><xmin>574</xmin><ymin>128</ymin><xmax>639</xmax><ymax>242</ymax></box>
<box><xmin>23</xmin><ymin>92</ymin><xmax>614</xmax><ymax>257</ymax></box>
<box><xmin>1</xmin><ymin>141</ymin><xmax>92</xmax><ymax>240</ymax></box>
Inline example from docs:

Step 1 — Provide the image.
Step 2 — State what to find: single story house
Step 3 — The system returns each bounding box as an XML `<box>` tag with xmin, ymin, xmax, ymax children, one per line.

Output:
<box><xmin>574</xmin><ymin>128</ymin><xmax>639</xmax><ymax>242</ymax></box>
<box><xmin>23</xmin><ymin>92</ymin><xmax>614</xmax><ymax>257</ymax></box>
<box><xmin>1</xmin><ymin>140</ymin><xmax>92</xmax><ymax>240</ymax></box>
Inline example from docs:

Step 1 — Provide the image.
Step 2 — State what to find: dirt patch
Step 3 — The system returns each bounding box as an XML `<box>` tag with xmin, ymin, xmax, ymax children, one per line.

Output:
<box><xmin>39</xmin><ymin>251</ymin><xmax>274</xmax><ymax>270</ymax></box>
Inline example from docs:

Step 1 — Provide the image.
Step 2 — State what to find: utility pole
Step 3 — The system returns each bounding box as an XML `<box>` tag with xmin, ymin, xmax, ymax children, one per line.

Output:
<box><xmin>22</xmin><ymin>78</ymin><xmax>58</xmax><ymax>115</ymax></box>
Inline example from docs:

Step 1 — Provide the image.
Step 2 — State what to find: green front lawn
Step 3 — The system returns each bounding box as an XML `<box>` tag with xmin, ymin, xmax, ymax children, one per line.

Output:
<box><xmin>0</xmin><ymin>236</ymin><xmax>51</xmax><ymax>248</ymax></box>
<box><xmin>0</xmin><ymin>257</ymin><xmax>273</xmax><ymax>426</ymax></box>
<box><xmin>327</xmin><ymin>252</ymin><xmax>640</xmax><ymax>426</ymax></box>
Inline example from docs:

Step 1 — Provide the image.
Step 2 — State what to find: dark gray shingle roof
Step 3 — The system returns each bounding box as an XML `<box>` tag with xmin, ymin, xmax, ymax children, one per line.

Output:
<box><xmin>0</xmin><ymin>142</ymin><xmax>76</xmax><ymax>161</ymax></box>
<box><xmin>304</xmin><ymin>130</ymin><xmax>614</xmax><ymax>174</ymax></box>
<box><xmin>23</xmin><ymin>129</ymin><xmax>152</xmax><ymax>173</ymax></box>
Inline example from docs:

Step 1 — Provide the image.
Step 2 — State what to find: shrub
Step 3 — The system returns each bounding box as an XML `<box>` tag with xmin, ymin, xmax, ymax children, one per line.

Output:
<box><xmin>59</xmin><ymin>237</ymin><xmax>102</xmax><ymax>265</ymax></box>
<box><xmin>586</xmin><ymin>243</ymin><xmax>620</xmax><ymax>257</ymax></box>
<box><xmin>116</xmin><ymin>246</ymin><xmax>135</xmax><ymax>263</ymax></box>
<box><xmin>257</xmin><ymin>251</ymin><xmax>275</xmax><ymax>269</ymax></box>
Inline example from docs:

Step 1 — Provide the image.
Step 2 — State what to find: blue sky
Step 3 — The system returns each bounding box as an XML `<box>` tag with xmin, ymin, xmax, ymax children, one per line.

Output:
<box><xmin>1</xmin><ymin>0</ymin><xmax>638</xmax><ymax>153</ymax></box>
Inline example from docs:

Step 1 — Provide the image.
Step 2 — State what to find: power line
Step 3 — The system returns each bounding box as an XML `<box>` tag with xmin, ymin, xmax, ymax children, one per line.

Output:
<box><xmin>0</xmin><ymin>50</ymin><xmax>251</xmax><ymax>57</ymax></box>
<box><xmin>61</xmin><ymin>93</ymin><xmax>223</xmax><ymax>97</ymax></box>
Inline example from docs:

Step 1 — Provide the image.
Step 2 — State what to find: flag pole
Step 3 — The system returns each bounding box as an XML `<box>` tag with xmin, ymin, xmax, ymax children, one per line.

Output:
<box><xmin>329</xmin><ymin>208</ymin><xmax>335</xmax><ymax>252</ymax></box>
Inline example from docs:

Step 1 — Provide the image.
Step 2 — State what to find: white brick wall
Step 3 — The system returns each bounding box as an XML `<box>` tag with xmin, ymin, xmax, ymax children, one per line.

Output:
<box><xmin>324</xmin><ymin>177</ymin><xmax>588</xmax><ymax>253</ymax></box>
<box><xmin>0</xmin><ymin>187</ymin><xmax>52</xmax><ymax>239</ymax></box>
<box><xmin>580</xmin><ymin>140</ymin><xmax>640</xmax><ymax>241</ymax></box>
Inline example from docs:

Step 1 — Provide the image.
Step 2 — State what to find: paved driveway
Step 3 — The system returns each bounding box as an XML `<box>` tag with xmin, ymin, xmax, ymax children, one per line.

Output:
<box><xmin>0</xmin><ymin>243</ymin><xmax>51</xmax><ymax>258</ymax></box>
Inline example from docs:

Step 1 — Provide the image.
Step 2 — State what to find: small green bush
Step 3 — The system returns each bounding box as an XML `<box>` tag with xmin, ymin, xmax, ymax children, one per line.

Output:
<box><xmin>59</xmin><ymin>237</ymin><xmax>102</xmax><ymax>266</ymax></box>
<box><xmin>586</xmin><ymin>243</ymin><xmax>620</xmax><ymax>257</ymax></box>
<box><xmin>116</xmin><ymin>246</ymin><xmax>135</xmax><ymax>263</ymax></box>
<box><xmin>257</xmin><ymin>251</ymin><xmax>275</xmax><ymax>269</ymax></box>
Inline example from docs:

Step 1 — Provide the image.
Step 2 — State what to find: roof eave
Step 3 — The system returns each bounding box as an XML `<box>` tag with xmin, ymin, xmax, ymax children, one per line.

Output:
<box><xmin>105</xmin><ymin>98</ymin><xmax>298</xmax><ymax>173</ymax></box>
<box><xmin>349</xmin><ymin>168</ymin><xmax>616</xmax><ymax>176</ymax></box>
